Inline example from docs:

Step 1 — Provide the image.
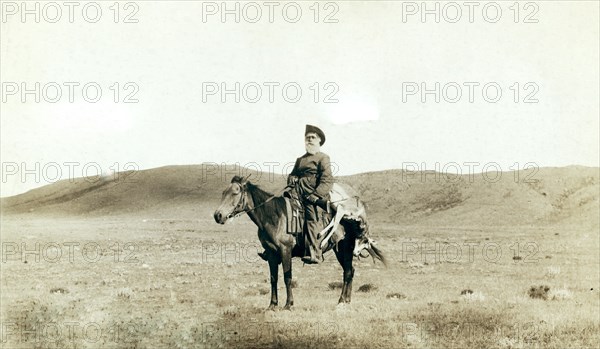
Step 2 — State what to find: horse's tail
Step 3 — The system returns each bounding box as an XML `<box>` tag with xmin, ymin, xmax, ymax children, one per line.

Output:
<box><xmin>367</xmin><ymin>241</ymin><xmax>388</xmax><ymax>268</ymax></box>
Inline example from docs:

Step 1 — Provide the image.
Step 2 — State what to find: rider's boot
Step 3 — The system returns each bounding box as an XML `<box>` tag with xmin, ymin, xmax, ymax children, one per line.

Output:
<box><xmin>301</xmin><ymin>253</ymin><xmax>320</xmax><ymax>264</ymax></box>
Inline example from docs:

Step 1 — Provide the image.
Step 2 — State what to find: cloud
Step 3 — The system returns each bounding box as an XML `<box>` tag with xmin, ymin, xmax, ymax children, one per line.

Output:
<box><xmin>327</xmin><ymin>96</ymin><xmax>380</xmax><ymax>125</ymax></box>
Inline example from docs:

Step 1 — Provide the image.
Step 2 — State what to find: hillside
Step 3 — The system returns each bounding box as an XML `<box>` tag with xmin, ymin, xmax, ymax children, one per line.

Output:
<box><xmin>1</xmin><ymin>165</ymin><xmax>598</xmax><ymax>228</ymax></box>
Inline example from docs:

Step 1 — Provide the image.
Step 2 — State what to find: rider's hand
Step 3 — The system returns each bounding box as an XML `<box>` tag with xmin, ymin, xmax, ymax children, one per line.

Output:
<box><xmin>306</xmin><ymin>194</ymin><xmax>319</xmax><ymax>204</ymax></box>
<box><xmin>287</xmin><ymin>175</ymin><xmax>298</xmax><ymax>186</ymax></box>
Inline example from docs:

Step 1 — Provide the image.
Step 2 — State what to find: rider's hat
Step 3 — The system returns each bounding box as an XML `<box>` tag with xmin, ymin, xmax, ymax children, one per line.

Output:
<box><xmin>305</xmin><ymin>124</ymin><xmax>326</xmax><ymax>146</ymax></box>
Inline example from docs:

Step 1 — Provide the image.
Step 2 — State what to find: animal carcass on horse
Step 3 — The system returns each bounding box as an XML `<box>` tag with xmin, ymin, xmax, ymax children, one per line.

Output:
<box><xmin>318</xmin><ymin>182</ymin><xmax>382</xmax><ymax>262</ymax></box>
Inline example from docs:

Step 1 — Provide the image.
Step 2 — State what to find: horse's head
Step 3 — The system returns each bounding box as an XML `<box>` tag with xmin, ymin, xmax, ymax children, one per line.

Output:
<box><xmin>213</xmin><ymin>175</ymin><xmax>251</xmax><ymax>224</ymax></box>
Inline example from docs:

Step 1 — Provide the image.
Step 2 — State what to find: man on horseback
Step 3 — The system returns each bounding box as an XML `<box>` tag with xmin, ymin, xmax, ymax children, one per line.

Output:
<box><xmin>288</xmin><ymin>124</ymin><xmax>334</xmax><ymax>264</ymax></box>
<box><xmin>256</xmin><ymin>124</ymin><xmax>333</xmax><ymax>264</ymax></box>
<box><xmin>215</xmin><ymin>127</ymin><xmax>386</xmax><ymax>307</ymax></box>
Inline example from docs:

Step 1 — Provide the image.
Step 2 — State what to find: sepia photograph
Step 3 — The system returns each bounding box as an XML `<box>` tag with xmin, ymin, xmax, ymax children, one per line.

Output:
<box><xmin>1</xmin><ymin>1</ymin><xmax>599</xmax><ymax>348</ymax></box>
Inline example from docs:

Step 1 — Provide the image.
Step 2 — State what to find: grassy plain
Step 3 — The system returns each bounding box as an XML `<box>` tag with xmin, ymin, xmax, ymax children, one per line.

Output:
<box><xmin>1</xmin><ymin>216</ymin><xmax>598</xmax><ymax>348</ymax></box>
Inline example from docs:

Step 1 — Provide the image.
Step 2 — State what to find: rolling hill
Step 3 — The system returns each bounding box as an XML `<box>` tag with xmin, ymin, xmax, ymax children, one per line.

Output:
<box><xmin>1</xmin><ymin>164</ymin><xmax>598</xmax><ymax>228</ymax></box>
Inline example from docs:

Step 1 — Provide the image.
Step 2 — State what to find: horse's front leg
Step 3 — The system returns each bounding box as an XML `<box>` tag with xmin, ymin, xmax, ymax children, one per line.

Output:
<box><xmin>281</xmin><ymin>247</ymin><xmax>294</xmax><ymax>310</ymax></box>
<box><xmin>267</xmin><ymin>256</ymin><xmax>279</xmax><ymax>310</ymax></box>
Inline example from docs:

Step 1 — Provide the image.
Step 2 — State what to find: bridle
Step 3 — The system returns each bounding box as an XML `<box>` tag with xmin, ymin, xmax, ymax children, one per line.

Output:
<box><xmin>226</xmin><ymin>182</ymin><xmax>251</xmax><ymax>219</ymax></box>
<box><xmin>225</xmin><ymin>180</ymin><xmax>280</xmax><ymax>219</ymax></box>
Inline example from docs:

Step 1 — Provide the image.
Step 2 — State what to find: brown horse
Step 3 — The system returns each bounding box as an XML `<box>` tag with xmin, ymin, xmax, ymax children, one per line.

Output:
<box><xmin>213</xmin><ymin>175</ymin><xmax>386</xmax><ymax>309</ymax></box>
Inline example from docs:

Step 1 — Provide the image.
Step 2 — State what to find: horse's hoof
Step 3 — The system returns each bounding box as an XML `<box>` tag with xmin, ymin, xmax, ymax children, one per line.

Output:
<box><xmin>283</xmin><ymin>304</ymin><xmax>293</xmax><ymax>311</ymax></box>
<box><xmin>267</xmin><ymin>304</ymin><xmax>277</xmax><ymax>311</ymax></box>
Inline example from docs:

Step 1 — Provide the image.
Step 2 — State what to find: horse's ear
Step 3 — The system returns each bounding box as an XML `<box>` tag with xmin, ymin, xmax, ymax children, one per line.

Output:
<box><xmin>231</xmin><ymin>175</ymin><xmax>243</xmax><ymax>184</ymax></box>
<box><xmin>231</xmin><ymin>174</ymin><xmax>251</xmax><ymax>186</ymax></box>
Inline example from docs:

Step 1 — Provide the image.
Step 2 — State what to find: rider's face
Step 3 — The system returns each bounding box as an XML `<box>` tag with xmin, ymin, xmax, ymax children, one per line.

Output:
<box><xmin>305</xmin><ymin>133</ymin><xmax>320</xmax><ymax>146</ymax></box>
<box><xmin>305</xmin><ymin>133</ymin><xmax>321</xmax><ymax>154</ymax></box>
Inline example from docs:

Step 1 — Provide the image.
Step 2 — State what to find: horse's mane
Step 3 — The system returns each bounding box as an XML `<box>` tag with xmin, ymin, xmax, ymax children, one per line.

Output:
<box><xmin>245</xmin><ymin>182</ymin><xmax>273</xmax><ymax>202</ymax></box>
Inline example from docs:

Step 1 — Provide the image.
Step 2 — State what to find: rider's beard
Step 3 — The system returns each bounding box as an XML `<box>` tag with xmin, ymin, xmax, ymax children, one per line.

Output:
<box><xmin>305</xmin><ymin>143</ymin><xmax>320</xmax><ymax>155</ymax></box>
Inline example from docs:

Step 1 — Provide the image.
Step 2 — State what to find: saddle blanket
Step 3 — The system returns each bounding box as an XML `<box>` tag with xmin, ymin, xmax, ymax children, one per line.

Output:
<box><xmin>285</xmin><ymin>197</ymin><xmax>304</xmax><ymax>235</ymax></box>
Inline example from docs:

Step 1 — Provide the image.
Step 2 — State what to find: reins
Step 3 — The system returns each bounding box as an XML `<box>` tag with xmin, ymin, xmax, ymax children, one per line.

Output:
<box><xmin>228</xmin><ymin>184</ymin><xmax>287</xmax><ymax>219</ymax></box>
<box><xmin>228</xmin><ymin>181</ymin><xmax>357</xmax><ymax>219</ymax></box>
<box><xmin>235</xmin><ymin>192</ymin><xmax>278</xmax><ymax>217</ymax></box>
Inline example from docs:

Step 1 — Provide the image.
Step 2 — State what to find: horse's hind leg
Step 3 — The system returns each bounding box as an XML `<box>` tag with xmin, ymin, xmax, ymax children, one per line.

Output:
<box><xmin>267</xmin><ymin>257</ymin><xmax>279</xmax><ymax>310</ymax></box>
<box><xmin>342</xmin><ymin>258</ymin><xmax>355</xmax><ymax>303</ymax></box>
<box><xmin>281</xmin><ymin>247</ymin><xmax>294</xmax><ymax>310</ymax></box>
<box><xmin>335</xmin><ymin>238</ymin><xmax>355</xmax><ymax>304</ymax></box>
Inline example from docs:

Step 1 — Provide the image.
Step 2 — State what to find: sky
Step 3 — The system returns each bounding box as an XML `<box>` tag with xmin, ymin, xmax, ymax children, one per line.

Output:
<box><xmin>1</xmin><ymin>1</ymin><xmax>599</xmax><ymax>197</ymax></box>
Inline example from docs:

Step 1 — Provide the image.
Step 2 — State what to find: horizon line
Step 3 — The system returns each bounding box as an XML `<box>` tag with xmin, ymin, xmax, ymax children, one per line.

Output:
<box><xmin>1</xmin><ymin>163</ymin><xmax>598</xmax><ymax>199</ymax></box>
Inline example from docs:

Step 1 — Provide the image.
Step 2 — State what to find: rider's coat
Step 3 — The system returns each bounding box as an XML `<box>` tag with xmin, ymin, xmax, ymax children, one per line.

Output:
<box><xmin>289</xmin><ymin>151</ymin><xmax>334</xmax><ymax>200</ymax></box>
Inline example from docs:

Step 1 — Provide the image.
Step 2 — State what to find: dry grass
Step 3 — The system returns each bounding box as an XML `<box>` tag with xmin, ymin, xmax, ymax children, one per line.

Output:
<box><xmin>528</xmin><ymin>285</ymin><xmax>551</xmax><ymax>300</ymax></box>
<box><xmin>328</xmin><ymin>282</ymin><xmax>343</xmax><ymax>290</ymax></box>
<box><xmin>357</xmin><ymin>283</ymin><xmax>378</xmax><ymax>292</ymax></box>
<box><xmin>386</xmin><ymin>293</ymin><xmax>406</xmax><ymax>300</ymax></box>
<box><xmin>1</xmin><ymin>217</ymin><xmax>598</xmax><ymax>349</ymax></box>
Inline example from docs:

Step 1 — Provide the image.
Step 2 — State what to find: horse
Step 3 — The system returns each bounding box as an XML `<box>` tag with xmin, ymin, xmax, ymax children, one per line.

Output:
<box><xmin>213</xmin><ymin>175</ymin><xmax>386</xmax><ymax>309</ymax></box>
